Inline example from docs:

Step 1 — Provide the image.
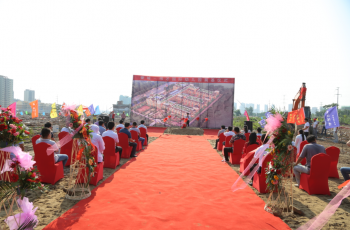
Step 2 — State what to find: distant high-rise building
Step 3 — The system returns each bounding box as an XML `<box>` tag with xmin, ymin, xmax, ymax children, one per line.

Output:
<box><xmin>240</xmin><ymin>103</ymin><xmax>245</xmax><ymax>114</ymax></box>
<box><xmin>119</xmin><ymin>95</ymin><xmax>131</xmax><ymax>104</ymax></box>
<box><xmin>288</xmin><ymin>104</ymin><xmax>293</xmax><ymax>112</ymax></box>
<box><xmin>24</xmin><ymin>89</ymin><xmax>35</xmax><ymax>102</ymax></box>
<box><xmin>264</xmin><ymin>104</ymin><xmax>268</xmax><ymax>112</ymax></box>
<box><xmin>234</xmin><ymin>102</ymin><xmax>237</xmax><ymax>111</ymax></box>
<box><xmin>256</xmin><ymin>104</ymin><xmax>260</xmax><ymax>113</ymax></box>
<box><xmin>311</xmin><ymin>107</ymin><xmax>317</xmax><ymax>114</ymax></box>
<box><xmin>0</xmin><ymin>75</ymin><xmax>14</xmax><ymax>107</ymax></box>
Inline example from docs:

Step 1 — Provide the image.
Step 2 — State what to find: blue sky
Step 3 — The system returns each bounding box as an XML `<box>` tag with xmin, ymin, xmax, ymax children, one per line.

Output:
<box><xmin>0</xmin><ymin>0</ymin><xmax>349</xmax><ymax>111</ymax></box>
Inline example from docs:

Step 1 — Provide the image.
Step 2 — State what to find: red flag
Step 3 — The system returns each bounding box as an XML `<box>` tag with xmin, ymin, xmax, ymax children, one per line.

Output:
<box><xmin>296</xmin><ymin>108</ymin><xmax>306</xmax><ymax>125</ymax></box>
<box><xmin>196</xmin><ymin>117</ymin><xmax>199</xmax><ymax>121</ymax></box>
<box><xmin>83</xmin><ymin>106</ymin><xmax>91</xmax><ymax>116</ymax></box>
<box><xmin>7</xmin><ymin>102</ymin><xmax>16</xmax><ymax>117</ymax></box>
<box><xmin>205</xmin><ymin>118</ymin><xmax>208</xmax><ymax>122</ymax></box>
<box><xmin>29</xmin><ymin>100</ymin><xmax>39</xmax><ymax>118</ymax></box>
<box><xmin>244</xmin><ymin>110</ymin><xmax>250</xmax><ymax>121</ymax></box>
<box><xmin>287</xmin><ymin>110</ymin><xmax>298</xmax><ymax>124</ymax></box>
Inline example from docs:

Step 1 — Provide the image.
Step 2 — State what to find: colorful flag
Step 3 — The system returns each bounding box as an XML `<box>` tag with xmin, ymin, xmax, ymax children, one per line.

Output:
<box><xmin>29</xmin><ymin>100</ymin><xmax>39</xmax><ymax>118</ymax></box>
<box><xmin>83</xmin><ymin>105</ymin><xmax>91</xmax><ymax>116</ymax></box>
<box><xmin>95</xmin><ymin>106</ymin><xmax>101</xmax><ymax>115</ymax></box>
<box><xmin>265</xmin><ymin>111</ymin><xmax>272</xmax><ymax>118</ymax></box>
<box><xmin>43</xmin><ymin>112</ymin><xmax>45</xmax><ymax>116</ymax></box>
<box><xmin>77</xmin><ymin>105</ymin><xmax>84</xmax><ymax>116</ymax></box>
<box><xmin>287</xmin><ymin>110</ymin><xmax>298</xmax><ymax>124</ymax></box>
<box><xmin>7</xmin><ymin>102</ymin><xmax>16</xmax><ymax>117</ymax></box>
<box><xmin>88</xmin><ymin>104</ymin><xmax>95</xmax><ymax>115</ymax></box>
<box><xmin>244</xmin><ymin>110</ymin><xmax>250</xmax><ymax>121</ymax></box>
<box><xmin>25</xmin><ymin>111</ymin><xmax>28</xmax><ymax>115</ymax></box>
<box><xmin>324</xmin><ymin>106</ymin><xmax>339</xmax><ymax>129</ymax></box>
<box><xmin>259</xmin><ymin>119</ymin><xmax>266</xmax><ymax>128</ymax></box>
<box><xmin>295</xmin><ymin>108</ymin><xmax>306</xmax><ymax>126</ymax></box>
<box><xmin>117</xmin><ymin>113</ymin><xmax>120</xmax><ymax>115</ymax></box>
<box><xmin>126</xmin><ymin>113</ymin><xmax>129</xmax><ymax>116</ymax></box>
<box><xmin>20</xmin><ymin>111</ymin><xmax>23</xmax><ymax>115</ymax></box>
<box><xmin>50</xmin><ymin>103</ymin><xmax>58</xmax><ymax>118</ymax></box>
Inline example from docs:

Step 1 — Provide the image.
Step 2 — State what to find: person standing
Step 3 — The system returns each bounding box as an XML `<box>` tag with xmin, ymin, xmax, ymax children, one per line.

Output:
<box><xmin>186</xmin><ymin>113</ymin><xmax>191</xmax><ymax>127</ymax></box>
<box><xmin>121</xmin><ymin>111</ymin><xmax>126</xmax><ymax>122</ymax></box>
<box><xmin>293</xmin><ymin>135</ymin><xmax>326</xmax><ymax>187</ymax></box>
<box><xmin>112</xmin><ymin>111</ymin><xmax>115</xmax><ymax>122</ymax></box>
<box><xmin>321</xmin><ymin>120</ymin><xmax>327</xmax><ymax>136</ymax></box>
<box><xmin>303</xmin><ymin>118</ymin><xmax>310</xmax><ymax>137</ymax></box>
<box><xmin>109</xmin><ymin>112</ymin><xmax>113</xmax><ymax>122</ymax></box>
<box><xmin>312</xmin><ymin>118</ymin><xmax>319</xmax><ymax>138</ymax></box>
<box><xmin>333</xmin><ymin>126</ymin><xmax>339</xmax><ymax>143</ymax></box>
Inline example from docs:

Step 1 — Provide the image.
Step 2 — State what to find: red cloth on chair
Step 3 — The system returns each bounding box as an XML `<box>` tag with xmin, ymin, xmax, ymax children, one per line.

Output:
<box><xmin>35</xmin><ymin>142</ymin><xmax>64</xmax><ymax>185</ymax></box>
<box><xmin>131</xmin><ymin>130</ymin><xmax>142</xmax><ymax>151</ymax></box>
<box><xmin>230</xmin><ymin>139</ymin><xmax>245</xmax><ymax>164</ymax></box>
<box><xmin>103</xmin><ymin>136</ymin><xmax>120</xmax><ymax>169</ymax></box>
<box><xmin>58</xmin><ymin>132</ymin><xmax>73</xmax><ymax>166</ymax></box>
<box><xmin>253</xmin><ymin>153</ymin><xmax>273</xmax><ymax>193</ymax></box>
<box><xmin>118</xmin><ymin>133</ymin><xmax>132</xmax><ymax>158</ymax></box>
<box><xmin>244</xmin><ymin>133</ymin><xmax>250</xmax><ymax>142</ymax></box>
<box><xmin>242</xmin><ymin>143</ymin><xmax>259</xmax><ymax>157</ymax></box>
<box><xmin>31</xmin><ymin>135</ymin><xmax>40</xmax><ymax>157</ymax></box>
<box><xmin>217</xmin><ymin>133</ymin><xmax>226</xmax><ymax>151</ymax></box>
<box><xmin>240</xmin><ymin>146</ymin><xmax>259</xmax><ymax>176</ymax></box>
<box><xmin>221</xmin><ymin>135</ymin><xmax>232</xmax><ymax>160</ymax></box>
<box><xmin>139</xmin><ymin>127</ymin><xmax>148</xmax><ymax>146</ymax></box>
<box><xmin>295</xmin><ymin>140</ymin><xmax>308</xmax><ymax>165</ymax></box>
<box><xmin>116</xmin><ymin>127</ymin><xmax>122</xmax><ymax>133</ymax></box>
<box><xmin>299</xmin><ymin>153</ymin><xmax>331</xmax><ymax>195</ymax></box>
<box><xmin>326</xmin><ymin>146</ymin><xmax>340</xmax><ymax>179</ymax></box>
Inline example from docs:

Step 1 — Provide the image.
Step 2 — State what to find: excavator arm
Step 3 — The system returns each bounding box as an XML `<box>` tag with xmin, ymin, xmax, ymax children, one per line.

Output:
<box><xmin>292</xmin><ymin>83</ymin><xmax>307</xmax><ymax>111</ymax></box>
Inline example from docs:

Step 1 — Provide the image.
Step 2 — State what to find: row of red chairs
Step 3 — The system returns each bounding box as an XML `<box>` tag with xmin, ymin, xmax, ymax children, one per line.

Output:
<box><xmin>31</xmin><ymin>127</ymin><xmax>148</xmax><ymax>185</ymax></box>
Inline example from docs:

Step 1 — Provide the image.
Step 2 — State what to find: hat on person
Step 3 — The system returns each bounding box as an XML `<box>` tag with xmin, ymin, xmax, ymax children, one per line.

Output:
<box><xmin>90</xmin><ymin>124</ymin><xmax>100</xmax><ymax>134</ymax></box>
<box><xmin>314</xmin><ymin>118</ymin><xmax>317</xmax><ymax>121</ymax></box>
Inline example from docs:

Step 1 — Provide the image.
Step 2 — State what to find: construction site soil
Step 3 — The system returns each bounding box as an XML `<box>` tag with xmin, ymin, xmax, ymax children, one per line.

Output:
<box><xmin>163</xmin><ymin>127</ymin><xmax>204</xmax><ymax>135</ymax></box>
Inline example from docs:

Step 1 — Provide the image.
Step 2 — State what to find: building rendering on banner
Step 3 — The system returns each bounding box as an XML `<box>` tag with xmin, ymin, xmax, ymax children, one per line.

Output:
<box><xmin>0</xmin><ymin>75</ymin><xmax>14</xmax><ymax>107</ymax></box>
<box><xmin>24</xmin><ymin>89</ymin><xmax>35</xmax><ymax>102</ymax></box>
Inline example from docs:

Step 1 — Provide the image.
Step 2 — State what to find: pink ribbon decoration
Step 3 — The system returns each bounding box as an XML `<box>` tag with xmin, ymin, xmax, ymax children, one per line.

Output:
<box><xmin>296</xmin><ymin>184</ymin><xmax>350</xmax><ymax>230</ymax></box>
<box><xmin>5</xmin><ymin>197</ymin><xmax>38</xmax><ymax>230</ymax></box>
<box><xmin>231</xmin><ymin>137</ymin><xmax>275</xmax><ymax>192</ymax></box>
<box><xmin>0</xmin><ymin>146</ymin><xmax>36</xmax><ymax>173</ymax></box>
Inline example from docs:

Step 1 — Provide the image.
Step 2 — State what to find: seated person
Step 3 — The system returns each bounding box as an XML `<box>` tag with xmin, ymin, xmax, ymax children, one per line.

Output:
<box><xmin>61</xmin><ymin>123</ymin><xmax>72</xmax><ymax>133</ymax></box>
<box><xmin>36</xmin><ymin>127</ymin><xmax>68</xmax><ymax>170</ymax></box>
<box><xmin>293</xmin><ymin>135</ymin><xmax>326</xmax><ymax>187</ymax></box>
<box><xmin>90</xmin><ymin>125</ymin><xmax>105</xmax><ymax>163</ymax></box>
<box><xmin>41</xmin><ymin>122</ymin><xmax>55</xmax><ymax>141</ymax></box>
<box><xmin>293</xmin><ymin>130</ymin><xmax>306</xmax><ymax>154</ymax></box>
<box><xmin>94</xmin><ymin>117</ymin><xmax>102</xmax><ymax>125</ymax></box>
<box><xmin>340</xmin><ymin>140</ymin><xmax>350</xmax><ymax>181</ymax></box>
<box><xmin>242</xmin><ymin>132</ymin><xmax>259</xmax><ymax>156</ymax></box>
<box><xmin>119</xmin><ymin>123</ymin><xmax>138</xmax><ymax>157</ymax></box>
<box><xmin>138</xmin><ymin>120</ymin><xmax>148</xmax><ymax>144</ymax></box>
<box><xmin>85</xmin><ymin>118</ymin><xmax>92</xmax><ymax>125</ymax></box>
<box><xmin>116</xmin><ymin>120</ymin><xmax>125</xmax><ymax>129</ymax></box>
<box><xmin>213</xmin><ymin>125</ymin><xmax>226</xmax><ymax>149</ymax></box>
<box><xmin>249</xmin><ymin>134</ymin><xmax>269</xmax><ymax>185</ymax></box>
<box><xmin>102</xmin><ymin>122</ymin><xmax>122</xmax><ymax>158</ymax></box>
<box><xmin>242</xmin><ymin>125</ymin><xmax>251</xmax><ymax>134</ymax></box>
<box><xmin>222</xmin><ymin>126</ymin><xmax>235</xmax><ymax>146</ymax></box>
<box><xmin>130</xmin><ymin>122</ymin><xmax>145</xmax><ymax>147</ymax></box>
<box><xmin>222</xmin><ymin>127</ymin><xmax>246</xmax><ymax>162</ymax></box>
<box><xmin>256</xmin><ymin>128</ymin><xmax>263</xmax><ymax>137</ymax></box>
<box><xmin>98</xmin><ymin>120</ymin><xmax>106</xmax><ymax>135</ymax></box>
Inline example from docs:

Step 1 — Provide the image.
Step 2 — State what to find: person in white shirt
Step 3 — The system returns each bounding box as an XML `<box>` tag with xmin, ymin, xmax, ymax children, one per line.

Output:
<box><xmin>138</xmin><ymin>120</ymin><xmax>148</xmax><ymax>145</ymax></box>
<box><xmin>90</xmin><ymin>125</ymin><xmax>105</xmax><ymax>163</ymax></box>
<box><xmin>222</xmin><ymin>126</ymin><xmax>235</xmax><ymax>146</ymax></box>
<box><xmin>213</xmin><ymin>125</ymin><xmax>226</xmax><ymax>149</ymax></box>
<box><xmin>116</xmin><ymin>120</ymin><xmax>125</xmax><ymax>129</ymax></box>
<box><xmin>256</xmin><ymin>128</ymin><xmax>263</xmax><ymax>137</ymax></box>
<box><xmin>102</xmin><ymin>122</ymin><xmax>122</xmax><ymax>158</ymax></box>
<box><xmin>312</xmin><ymin>118</ymin><xmax>319</xmax><ymax>138</ymax></box>
<box><xmin>130</xmin><ymin>122</ymin><xmax>145</xmax><ymax>147</ymax></box>
<box><xmin>185</xmin><ymin>113</ymin><xmax>191</xmax><ymax>127</ymax></box>
<box><xmin>61</xmin><ymin>126</ymin><xmax>72</xmax><ymax>133</ymax></box>
<box><xmin>248</xmin><ymin>134</ymin><xmax>269</xmax><ymax>185</ymax></box>
<box><xmin>303</xmin><ymin>118</ymin><xmax>310</xmax><ymax>137</ymax></box>
<box><xmin>85</xmin><ymin>118</ymin><xmax>92</xmax><ymax>125</ymax></box>
<box><xmin>293</xmin><ymin>130</ymin><xmax>307</xmax><ymax>154</ymax></box>
<box><xmin>36</xmin><ymin>127</ymin><xmax>68</xmax><ymax>170</ymax></box>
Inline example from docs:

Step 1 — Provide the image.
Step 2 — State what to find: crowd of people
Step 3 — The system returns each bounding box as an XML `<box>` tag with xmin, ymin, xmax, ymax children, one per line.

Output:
<box><xmin>34</xmin><ymin>118</ymin><xmax>149</xmax><ymax>171</ymax></box>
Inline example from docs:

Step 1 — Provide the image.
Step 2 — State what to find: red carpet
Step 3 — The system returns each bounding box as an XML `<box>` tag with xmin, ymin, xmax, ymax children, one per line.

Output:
<box><xmin>147</xmin><ymin>127</ymin><xmax>167</xmax><ymax>137</ymax></box>
<box><xmin>44</xmin><ymin>135</ymin><xmax>289</xmax><ymax>230</ymax></box>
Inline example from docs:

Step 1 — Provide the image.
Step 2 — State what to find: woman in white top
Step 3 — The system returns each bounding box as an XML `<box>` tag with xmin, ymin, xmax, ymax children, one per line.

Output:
<box><xmin>294</xmin><ymin>130</ymin><xmax>306</xmax><ymax>154</ymax></box>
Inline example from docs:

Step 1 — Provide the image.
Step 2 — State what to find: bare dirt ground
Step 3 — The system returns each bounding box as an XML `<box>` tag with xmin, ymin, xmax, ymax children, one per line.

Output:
<box><xmin>207</xmin><ymin>126</ymin><xmax>350</xmax><ymax>230</ymax></box>
<box><xmin>164</xmin><ymin>127</ymin><xmax>204</xmax><ymax>135</ymax></box>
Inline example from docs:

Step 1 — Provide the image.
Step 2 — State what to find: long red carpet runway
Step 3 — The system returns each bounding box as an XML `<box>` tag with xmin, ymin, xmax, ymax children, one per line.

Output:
<box><xmin>44</xmin><ymin>135</ymin><xmax>289</xmax><ymax>230</ymax></box>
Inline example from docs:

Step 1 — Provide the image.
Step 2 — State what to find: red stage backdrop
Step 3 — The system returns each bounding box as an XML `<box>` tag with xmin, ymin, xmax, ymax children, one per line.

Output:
<box><xmin>131</xmin><ymin>75</ymin><xmax>235</xmax><ymax>129</ymax></box>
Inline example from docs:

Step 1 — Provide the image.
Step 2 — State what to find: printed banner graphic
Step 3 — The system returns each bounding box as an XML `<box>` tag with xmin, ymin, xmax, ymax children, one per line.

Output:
<box><xmin>287</xmin><ymin>110</ymin><xmax>298</xmax><ymax>124</ymax></box>
<box><xmin>324</xmin><ymin>106</ymin><xmax>339</xmax><ymax>129</ymax></box>
<box><xmin>50</xmin><ymin>103</ymin><xmax>58</xmax><ymax>118</ymax></box>
<box><xmin>295</xmin><ymin>107</ymin><xmax>306</xmax><ymax>126</ymax></box>
<box><xmin>131</xmin><ymin>75</ymin><xmax>235</xmax><ymax>128</ymax></box>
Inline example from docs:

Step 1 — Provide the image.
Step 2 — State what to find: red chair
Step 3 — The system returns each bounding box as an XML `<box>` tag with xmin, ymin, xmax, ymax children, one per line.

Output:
<box><xmin>253</xmin><ymin>153</ymin><xmax>273</xmax><ymax>193</ymax></box>
<box><xmin>244</xmin><ymin>133</ymin><xmax>250</xmax><ymax>142</ymax></box>
<box><xmin>76</xmin><ymin>145</ymin><xmax>104</xmax><ymax>186</ymax></box>
<box><xmin>242</xmin><ymin>144</ymin><xmax>259</xmax><ymax>158</ymax></box>
<box><xmin>239</xmin><ymin>144</ymin><xmax>259</xmax><ymax>176</ymax></box>
<box><xmin>131</xmin><ymin>130</ymin><xmax>142</xmax><ymax>151</ymax></box>
<box><xmin>58</xmin><ymin>132</ymin><xmax>73</xmax><ymax>166</ymax></box>
<box><xmin>230</xmin><ymin>139</ymin><xmax>245</xmax><ymax>164</ymax></box>
<box><xmin>326</xmin><ymin>146</ymin><xmax>340</xmax><ymax>178</ymax></box>
<box><xmin>118</xmin><ymin>133</ymin><xmax>132</xmax><ymax>158</ymax></box>
<box><xmin>102</xmin><ymin>136</ymin><xmax>120</xmax><ymax>169</ymax></box>
<box><xmin>116</xmin><ymin>127</ymin><xmax>122</xmax><ymax>133</ymax></box>
<box><xmin>299</xmin><ymin>153</ymin><xmax>331</xmax><ymax>195</ymax></box>
<box><xmin>139</xmin><ymin>127</ymin><xmax>148</xmax><ymax>146</ymax></box>
<box><xmin>296</xmin><ymin>140</ymin><xmax>308</xmax><ymax>165</ymax></box>
<box><xmin>221</xmin><ymin>135</ymin><xmax>232</xmax><ymax>159</ymax></box>
<box><xmin>217</xmin><ymin>133</ymin><xmax>226</xmax><ymax>151</ymax></box>
<box><xmin>31</xmin><ymin>135</ymin><xmax>40</xmax><ymax>155</ymax></box>
<box><xmin>35</xmin><ymin>142</ymin><xmax>64</xmax><ymax>185</ymax></box>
